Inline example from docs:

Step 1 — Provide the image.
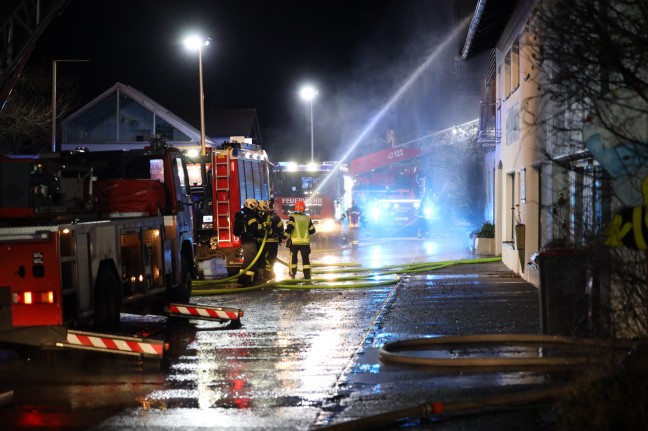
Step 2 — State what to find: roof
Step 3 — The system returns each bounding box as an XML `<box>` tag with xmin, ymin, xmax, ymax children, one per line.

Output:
<box><xmin>61</xmin><ymin>82</ymin><xmax>214</xmax><ymax>150</ymax></box>
<box><xmin>461</xmin><ymin>0</ymin><xmax>520</xmax><ymax>59</ymax></box>
<box><xmin>204</xmin><ymin>109</ymin><xmax>262</xmax><ymax>143</ymax></box>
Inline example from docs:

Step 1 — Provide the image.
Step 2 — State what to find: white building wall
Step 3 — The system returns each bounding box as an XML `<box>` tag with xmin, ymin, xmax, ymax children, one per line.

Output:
<box><xmin>494</xmin><ymin>0</ymin><xmax>545</xmax><ymax>282</ymax></box>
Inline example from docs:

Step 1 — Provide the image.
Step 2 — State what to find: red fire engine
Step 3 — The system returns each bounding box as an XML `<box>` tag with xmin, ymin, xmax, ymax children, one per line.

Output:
<box><xmin>185</xmin><ymin>142</ymin><xmax>271</xmax><ymax>275</ymax></box>
<box><xmin>0</xmin><ymin>144</ymin><xmax>232</xmax><ymax>351</ymax></box>
<box><xmin>271</xmin><ymin>161</ymin><xmax>349</xmax><ymax>239</ymax></box>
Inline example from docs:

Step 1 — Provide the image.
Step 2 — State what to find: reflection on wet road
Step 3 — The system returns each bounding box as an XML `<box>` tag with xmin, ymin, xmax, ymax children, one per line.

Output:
<box><xmin>0</xmin><ymin>230</ymin><xmax>553</xmax><ymax>430</ymax></box>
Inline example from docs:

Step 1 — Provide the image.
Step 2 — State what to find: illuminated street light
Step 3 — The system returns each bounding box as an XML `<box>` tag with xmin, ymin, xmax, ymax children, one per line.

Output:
<box><xmin>184</xmin><ymin>35</ymin><xmax>210</xmax><ymax>156</ymax></box>
<box><xmin>52</xmin><ymin>59</ymin><xmax>90</xmax><ymax>152</ymax></box>
<box><xmin>300</xmin><ymin>85</ymin><xmax>318</xmax><ymax>164</ymax></box>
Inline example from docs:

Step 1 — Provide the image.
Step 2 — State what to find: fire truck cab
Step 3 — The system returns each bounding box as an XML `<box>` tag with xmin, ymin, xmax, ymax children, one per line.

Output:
<box><xmin>0</xmin><ymin>144</ymin><xmax>195</xmax><ymax>347</ymax></box>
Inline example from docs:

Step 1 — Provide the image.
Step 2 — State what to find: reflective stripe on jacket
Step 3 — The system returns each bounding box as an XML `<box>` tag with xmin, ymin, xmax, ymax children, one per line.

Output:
<box><xmin>266</xmin><ymin>213</ymin><xmax>285</xmax><ymax>243</ymax></box>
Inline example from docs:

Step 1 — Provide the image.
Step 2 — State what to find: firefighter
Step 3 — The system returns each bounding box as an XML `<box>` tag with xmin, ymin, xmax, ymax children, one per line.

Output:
<box><xmin>233</xmin><ymin>198</ymin><xmax>260</xmax><ymax>287</ymax></box>
<box><xmin>255</xmin><ymin>200</ymin><xmax>271</xmax><ymax>283</ymax></box>
<box><xmin>264</xmin><ymin>198</ymin><xmax>285</xmax><ymax>280</ymax></box>
<box><xmin>284</xmin><ymin>200</ymin><xmax>316</xmax><ymax>279</ymax></box>
<box><xmin>341</xmin><ymin>201</ymin><xmax>362</xmax><ymax>248</ymax></box>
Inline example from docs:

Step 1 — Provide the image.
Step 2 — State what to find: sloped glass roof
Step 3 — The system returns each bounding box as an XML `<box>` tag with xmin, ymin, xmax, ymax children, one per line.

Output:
<box><xmin>61</xmin><ymin>82</ymin><xmax>211</xmax><ymax>151</ymax></box>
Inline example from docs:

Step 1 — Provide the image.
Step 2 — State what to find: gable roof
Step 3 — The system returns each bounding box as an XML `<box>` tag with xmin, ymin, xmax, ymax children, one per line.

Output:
<box><xmin>61</xmin><ymin>82</ymin><xmax>214</xmax><ymax>151</ymax></box>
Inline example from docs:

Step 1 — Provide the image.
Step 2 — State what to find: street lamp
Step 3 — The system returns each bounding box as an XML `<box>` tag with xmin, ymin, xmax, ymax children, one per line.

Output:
<box><xmin>52</xmin><ymin>59</ymin><xmax>90</xmax><ymax>152</ymax></box>
<box><xmin>300</xmin><ymin>85</ymin><xmax>318</xmax><ymax>164</ymax></box>
<box><xmin>184</xmin><ymin>35</ymin><xmax>210</xmax><ymax>156</ymax></box>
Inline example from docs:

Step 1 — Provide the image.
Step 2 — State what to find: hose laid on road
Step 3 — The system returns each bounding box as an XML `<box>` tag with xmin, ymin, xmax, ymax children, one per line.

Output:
<box><xmin>0</xmin><ymin>390</ymin><xmax>13</xmax><ymax>407</ymax></box>
<box><xmin>191</xmin><ymin>230</ymin><xmax>270</xmax><ymax>294</ymax></box>
<box><xmin>193</xmin><ymin>256</ymin><xmax>502</xmax><ymax>295</ymax></box>
<box><xmin>320</xmin><ymin>334</ymin><xmax>634</xmax><ymax>430</ymax></box>
<box><xmin>319</xmin><ymin>385</ymin><xmax>569</xmax><ymax>431</ymax></box>
<box><xmin>379</xmin><ymin>333</ymin><xmax>629</xmax><ymax>367</ymax></box>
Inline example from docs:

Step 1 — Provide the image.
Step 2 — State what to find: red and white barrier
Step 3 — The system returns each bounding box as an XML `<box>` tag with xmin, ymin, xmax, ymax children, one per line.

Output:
<box><xmin>166</xmin><ymin>303</ymin><xmax>243</xmax><ymax>321</ymax></box>
<box><xmin>62</xmin><ymin>330</ymin><xmax>166</xmax><ymax>359</ymax></box>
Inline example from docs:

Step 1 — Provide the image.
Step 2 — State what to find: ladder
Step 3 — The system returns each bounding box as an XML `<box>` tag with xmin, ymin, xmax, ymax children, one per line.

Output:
<box><xmin>214</xmin><ymin>152</ymin><xmax>232</xmax><ymax>244</ymax></box>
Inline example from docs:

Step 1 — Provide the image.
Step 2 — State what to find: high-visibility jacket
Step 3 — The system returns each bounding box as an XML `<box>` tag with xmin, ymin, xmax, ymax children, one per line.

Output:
<box><xmin>284</xmin><ymin>212</ymin><xmax>315</xmax><ymax>245</ymax></box>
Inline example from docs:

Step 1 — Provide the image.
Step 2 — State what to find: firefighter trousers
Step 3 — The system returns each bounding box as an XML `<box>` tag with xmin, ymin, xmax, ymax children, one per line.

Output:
<box><xmin>289</xmin><ymin>244</ymin><xmax>311</xmax><ymax>279</ymax></box>
<box><xmin>238</xmin><ymin>240</ymin><xmax>258</xmax><ymax>286</ymax></box>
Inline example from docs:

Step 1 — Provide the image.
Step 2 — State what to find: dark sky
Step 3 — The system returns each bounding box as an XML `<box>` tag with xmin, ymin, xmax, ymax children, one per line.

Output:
<box><xmin>32</xmin><ymin>0</ymin><xmax>483</xmax><ymax>163</ymax></box>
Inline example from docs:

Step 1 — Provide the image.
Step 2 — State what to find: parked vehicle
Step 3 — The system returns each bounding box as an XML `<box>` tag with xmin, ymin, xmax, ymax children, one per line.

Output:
<box><xmin>0</xmin><ymin>143</ymin><xmax>196</xmax><ymax>348</ymax></box>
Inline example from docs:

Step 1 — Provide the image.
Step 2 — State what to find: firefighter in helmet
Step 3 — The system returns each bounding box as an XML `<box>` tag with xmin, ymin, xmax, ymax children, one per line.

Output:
<box><xmin>340</xmin><ymin>200</ymin><xmax>362</xmax><ymax>248</ymax></box>
<box><xmin>255</xmin><ymin>200</ymin><xmax>271</xmax><ymax>282</ymax></box>
<box><xmin>264</xmin><ymin>198</ymin><xmax>285</xmax><ymax>280</ymax></box>
<box><xmin>233</xmin><ymin>198</ymin><xmax>260</xmax><ymax>286</ymax></box>
<box><xmin>284</xmin><ymin>200</ymin><xmax>316</xmax><ymax>279</ymax></box>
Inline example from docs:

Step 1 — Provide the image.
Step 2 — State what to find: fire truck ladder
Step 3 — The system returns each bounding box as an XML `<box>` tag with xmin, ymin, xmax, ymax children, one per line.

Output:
<box><xmin>214</xmin><ymin>153</ymin><xmax>232</xmax><ymax>244</ymax></box>
<box><xmin>54</xmin><ymin>329</ymin><xmax>166</xmax><ymax>359</ymax></box>
<box><xmin>165</xmin><ymin>303</ymin><xmax>244</xmax><ymax>323</ymax></box>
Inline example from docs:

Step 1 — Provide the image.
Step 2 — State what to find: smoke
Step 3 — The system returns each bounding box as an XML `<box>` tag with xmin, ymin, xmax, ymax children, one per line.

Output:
<box><xmin>264</xmin><ymin>2</ymin><xmax>481</xmax><ymax>165</ymax></box>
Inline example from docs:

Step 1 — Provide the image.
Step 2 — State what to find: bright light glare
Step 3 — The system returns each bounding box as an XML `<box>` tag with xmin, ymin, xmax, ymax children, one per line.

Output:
<box><xmin>307</xmin><ymin>162</ymin><xmax>318</xmax><ymax>171</ymax></box>
<box><xmin>184</xmin><ymin>35</ymin><xmax>209</xmax><ymax>50</ymax></box>
<box><xmin>187</xmin><ymin>149</ymin><xmax>199</xmax><ymax>158</ymax></box>
<box><xmin>300</xmin><ymin>86</ymin><xmax>318</xmax><ymax>101</ymax></box>
<box><xmin>285</xmin><ymin>162</ymin><xmax>298</xmax><ymax>172</ymax></box>
<box><xmin>370</xmin><ymin>206</ymin><xmax>381</xmax><ymax>220</ymax></box>
<box><xmin>318</xmin><ymin>218</ymin><xmax>339</xmax><ymax>233</ymax></box>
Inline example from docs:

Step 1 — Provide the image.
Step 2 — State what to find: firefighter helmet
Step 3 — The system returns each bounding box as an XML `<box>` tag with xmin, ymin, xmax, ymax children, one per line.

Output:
<box><xmin>244</xmin><ymin>198</ymin><xmax>258</xmax><ymax>210</ymax></box>
<box><xmin>257</xmin><ymin>200</ymin><xmax>269</xmax><ymax>212</ymax></box>
<box><xmin>294</xmin><ymin>201</ymin><xmax>305</xmax><ymax>212</ymax></box>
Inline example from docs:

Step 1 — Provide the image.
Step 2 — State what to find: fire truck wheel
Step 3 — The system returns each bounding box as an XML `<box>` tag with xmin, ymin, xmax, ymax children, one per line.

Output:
<box><xmin>176</xmin><ymin>255</ymin><xmax>193</xmax><ymax>303</ymax></box>
<box><xmin>94</xmin><ymin>268</ymin><xmax>121</xmax><ymax>332</ymax></box>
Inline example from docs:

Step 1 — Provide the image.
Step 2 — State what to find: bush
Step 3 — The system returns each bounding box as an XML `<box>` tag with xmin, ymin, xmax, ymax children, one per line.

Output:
<box><xmin>477</xmin><ymin>222</ymin><xmax>495</xmax><ymax>238</ymax></box>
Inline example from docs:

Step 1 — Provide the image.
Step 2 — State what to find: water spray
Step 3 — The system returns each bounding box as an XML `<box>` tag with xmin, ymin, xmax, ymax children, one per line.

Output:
<box><xmin>312</xmin><ymin>16</ymin><xmax>472</xmax><ymax>196</ymax></box>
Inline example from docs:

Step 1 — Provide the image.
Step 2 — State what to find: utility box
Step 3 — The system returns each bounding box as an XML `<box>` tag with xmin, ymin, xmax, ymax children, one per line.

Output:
<box><xmin>536</xmin><ymin>247</ymin><xmax>588</xmax><ymax>336</ymax></box>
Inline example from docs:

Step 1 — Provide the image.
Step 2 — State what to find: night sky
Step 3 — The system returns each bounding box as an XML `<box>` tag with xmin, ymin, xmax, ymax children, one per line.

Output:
<box><xmin>31</xmin><ymin>0</ymin><xmax>483</xmax><ymax>163</ymax></box>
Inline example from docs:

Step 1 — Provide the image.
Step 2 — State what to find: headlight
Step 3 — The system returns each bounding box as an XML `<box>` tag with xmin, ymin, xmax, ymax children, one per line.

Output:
<box><xmin>318</xmin><ymin>218</ymin><xmax>339</xmax><ymax>233</ymax></box>
<box><xmin>423</xmin><ymin>205</ymin><xmax>435</xmax><ymax>219</ymax></box>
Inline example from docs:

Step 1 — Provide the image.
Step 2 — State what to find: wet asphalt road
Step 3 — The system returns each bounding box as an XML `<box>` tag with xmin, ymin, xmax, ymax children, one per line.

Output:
<box><xmin>0</xmin><ymin>230</ymin><xmax>561</xmax><ymax>430</ymax></box>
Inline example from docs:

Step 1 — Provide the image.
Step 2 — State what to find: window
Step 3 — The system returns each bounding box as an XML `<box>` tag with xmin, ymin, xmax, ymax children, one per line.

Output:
<box><xmin>502</xmin><ymin>37</ymin><xmax>520</xmax><ymax>100</ymax></box>
<box><xmin>504</xmin><ymin>49</ymin><xmax>511</xmax><ymax>98</ymax></box>
<box><xmin>497</xmin><ymin>64</ymin><xmax>503</xmax><ymax>108</ymax></box>
<box><xmin>511</xmin><ymin>40</ymin><xmax>519</xmax><ymax>91</ymax></box>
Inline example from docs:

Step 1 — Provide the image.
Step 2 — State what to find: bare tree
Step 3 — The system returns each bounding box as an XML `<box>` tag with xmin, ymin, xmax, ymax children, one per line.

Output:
<box><xmin>527</xmin><ymin>1</ymin><xmax>648</xmax><ymax>428</ymax></box>
<box><xmin>0</xmin><ymin>65</ymin><xmax>78</xmax><ymax>155</ymax></box>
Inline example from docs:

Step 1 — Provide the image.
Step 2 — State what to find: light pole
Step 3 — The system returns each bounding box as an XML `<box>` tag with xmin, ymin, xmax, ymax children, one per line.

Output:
<box><xmin>184</xmin><ymin>35</ymin><xmax>210</xmax><ymax>156</ymax></box>
<box><xmin>52</xmin><ymin>59</ymin><xmax>89</xmax><ymax>152</ymax></box>
<box><xmin>300</xmin><ymin>85</ymin><xmax>318</xmax><ymax>164</ymax></box>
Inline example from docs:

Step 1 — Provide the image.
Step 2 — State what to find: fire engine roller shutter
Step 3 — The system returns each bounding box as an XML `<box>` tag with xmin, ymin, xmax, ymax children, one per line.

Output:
<box><xmin>77</xmin><ymin>233</ymin><xmax>92</xmax><ymax>311</ymax></box>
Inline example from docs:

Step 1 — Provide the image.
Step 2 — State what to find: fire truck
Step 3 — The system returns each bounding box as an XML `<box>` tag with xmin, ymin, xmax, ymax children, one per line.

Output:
<box><xmin>271</xmin><ymin>161</ymin><xmax>350</xmax><ymax>239</ymax></box>
<box><xmin>184</xmin><ymin>142</ymin><xmax>271</xmax><ymax>275</ymax></box>
<box><xmin>349</xmin><ymin>147</ymin><xmax>427</xmax><ymax>236</ymax></box>
<box><xmin>0</xmin><ymin>144</ymin><xmax>201</xmax><ymax>349</ymax></box>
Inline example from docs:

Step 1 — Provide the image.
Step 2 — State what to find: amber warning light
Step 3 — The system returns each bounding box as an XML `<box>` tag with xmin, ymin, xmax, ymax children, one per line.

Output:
<box><xmin>12</xmin><ymin>291</ymin><xmax>55</xmax><ymax>304</ymax></box>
